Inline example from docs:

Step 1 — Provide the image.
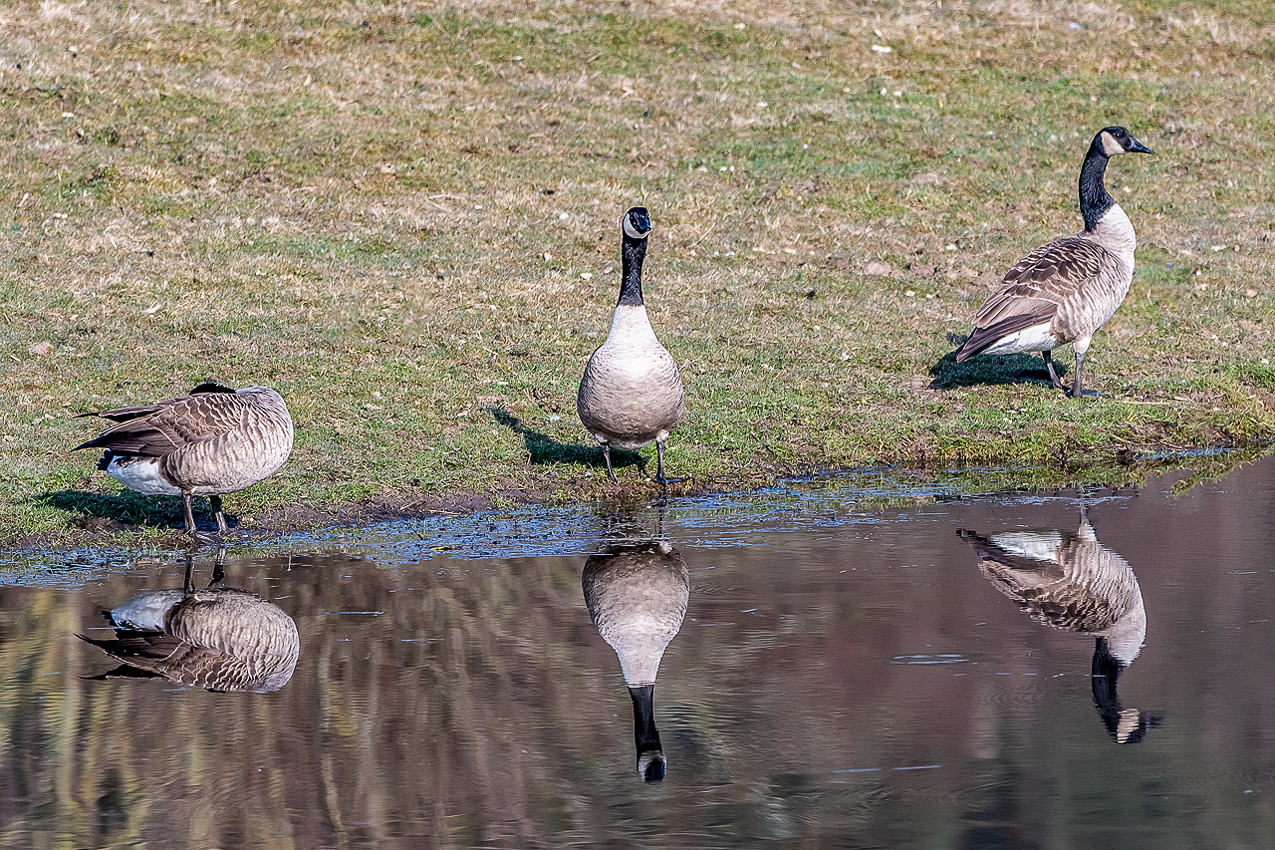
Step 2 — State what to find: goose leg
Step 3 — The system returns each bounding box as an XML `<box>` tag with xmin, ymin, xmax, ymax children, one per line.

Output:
<box><xmin>1043</xmin><ymin>351</ymin><xmax>1067</xmax><ymax>391</ymax></box>
<box><xmin>210</xmin><ymin>494</ymin><xmax>230</xmax><ymax>536</ymax></box>
<box><xmin>601</xmin><ymin>443</ymin><xmax>618</xmax><ymax>483</ymax></box>
<box><xmin>1070</xmin><ymin>350</ymin><xmax>1092</xmax><ymax>398</ymax></box>
<box><xmin>181</xmin><ymin>492</ymin><xmax>199</xmax><ymax>535</ymax></box>
<box><xmin>652</xmin><ymin>437</ymin><xmax>685</xmax><ymax>487</ymax></box>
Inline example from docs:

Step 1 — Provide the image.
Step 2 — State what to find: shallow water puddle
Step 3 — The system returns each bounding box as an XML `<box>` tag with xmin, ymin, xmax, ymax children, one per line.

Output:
<box><xmin>2</xmin><ymin>454</ymin><xmax>1275</xmax><ymax>847</ymax></box>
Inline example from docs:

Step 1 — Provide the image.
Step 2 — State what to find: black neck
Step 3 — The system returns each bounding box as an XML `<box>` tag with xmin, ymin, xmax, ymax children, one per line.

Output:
<box><xmin>617</xmin><ymin>234</ymin><xmax>647</xmax><ymax>307</ymax></box>
<box><xmin>1078</xmin><ymin>140</ymin><xmax>1115</xmax><ymax>232</ymax></box>
<box><xmin>629</xmin><ymin>684</ymin><xmax>662</xmax><ymax>754</ymax></box>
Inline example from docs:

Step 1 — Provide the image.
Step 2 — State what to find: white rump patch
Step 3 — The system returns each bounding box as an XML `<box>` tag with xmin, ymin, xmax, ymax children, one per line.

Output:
<box><xmin>980</xmin><ymin>322</ymin><xmax>1058</xmax><ymax>356</ymax></box>
<box><xmin>987</xmin><ymin>531</ymin><xmax>1065</xmax><ymax>562</ymax></box>
<box><xmin>107</xmin><ymin>456</ymin><xmax>182</xmax><ymax>496</ymax></box>
<box><xmin>108</xmin><ymin>589</ymin><xmax>185</xmax><ymax>631</ymax></box>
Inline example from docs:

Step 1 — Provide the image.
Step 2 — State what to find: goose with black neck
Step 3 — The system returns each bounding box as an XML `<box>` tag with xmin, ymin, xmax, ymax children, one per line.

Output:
<box><xmin>577</xmin><ymin>206</ymin><xmax>685</xmax><ymax>485</ymax></box>
<box><xmin>954</xmin><ymin>126</ymin><xmax>1154</xmax><ymax>397</ymax></box>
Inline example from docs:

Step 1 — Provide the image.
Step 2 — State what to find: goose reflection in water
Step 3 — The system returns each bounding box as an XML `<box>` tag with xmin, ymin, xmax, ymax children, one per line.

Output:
<box><xmin>79</xmin><ymin>557</ymin><xmax>300</xmax><ymax>694</ymax></box>
<box><xmin>583</xmin><ymin>536</ymin><xmax>689</xmax><ymax>781</ymax></box>
<box><xmin>958</xmin><ymin>505</ymin><xmax>1158</xmax><ymax>744</ymax></box>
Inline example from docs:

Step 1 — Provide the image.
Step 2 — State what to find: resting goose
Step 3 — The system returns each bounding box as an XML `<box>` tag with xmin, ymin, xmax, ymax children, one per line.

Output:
<box><xmin>80</xmin><ymin>559</ymin><xmax>300</xmax><ymax>693</ymax></box>
<box><xmin>582</xmin><ymin>539</ymin><xmax>690</xmax><ymax>781</ymax></box>
<box><xmin>577</xmin><ymin>206</ymin><xmax>685</xmax><ymax>485</ymax></box>
<box><xmin>955</xmin><ymin>126</ymin><xmax>1154</xmax><ymax>396</ymax></box>
<box><xmin>74</xmin><ymin>383</ymin><xmax>294</xmax><ymax>537</ymax></box>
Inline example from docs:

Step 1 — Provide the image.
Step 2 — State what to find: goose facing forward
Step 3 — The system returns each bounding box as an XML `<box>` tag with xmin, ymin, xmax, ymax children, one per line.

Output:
<box><xmin>577</xmin><ymin>206</ymin><xmax>685</xmax><ymax>485</ymax></box>
<box><xmin>955</xmin><ymin>126</ymin><xmax>1153</xmax><ymax>396</ymax></box>
<box><xmin>74</xmin><ymin>383</ymin><xmax>294</xmax><ymax>537</ymax></box>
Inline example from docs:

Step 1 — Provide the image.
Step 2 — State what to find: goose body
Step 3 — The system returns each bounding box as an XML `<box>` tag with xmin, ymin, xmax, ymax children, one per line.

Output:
<box><xmin>955</xmin><ymin>127</ymin><xmax>1153</xmax><ymax>396</ymax></box>
<box><xmin>75</xmin><ymin>383</ymin><xmax>294</xmax><ymax>537</ymax></box>
<box><xmin>583</xmin><ymin>540</ymin><xmax>689</xmax><ymax>781</ymax></box>
<box><xmin>81</xmin><ymin>586</ymin><xmax>300</xmax><ymax>693</ymax></box>
<box><xmin>577</xmin><ymin>206</ymin><xmax>684</xmax><ymax>485</ymax></box>
<box><xmin>959</xmin><ymin>508</ymin><xmax>1153</xmax><ymax>743</ymax></box>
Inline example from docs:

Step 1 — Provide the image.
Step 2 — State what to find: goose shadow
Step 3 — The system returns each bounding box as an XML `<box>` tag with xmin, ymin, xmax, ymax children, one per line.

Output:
<box><xmin>38</xmin><ymin>489</ymin><xmax>235</xmax><ymax>535</ymax></box>
<box><xmin>928</xmin><ymin>333</ymin><xmax>1065</xmax><ymax>390</ymax></box>
<box><xmin>489</xmin><ymin>407</ymin><xmax>649</xmax><ymax>478</ymax></box>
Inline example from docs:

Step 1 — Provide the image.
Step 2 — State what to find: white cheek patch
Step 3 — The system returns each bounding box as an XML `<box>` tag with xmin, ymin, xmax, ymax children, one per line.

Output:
<box><xmin>622</xmin><ymin>215</ymin><xmax>650</xmax><ymax>240</ymax></box>
<box><xmin>1101</xmin><ymin>131</ymin><xmax>1124</xmax><ymax>156</ymax></box>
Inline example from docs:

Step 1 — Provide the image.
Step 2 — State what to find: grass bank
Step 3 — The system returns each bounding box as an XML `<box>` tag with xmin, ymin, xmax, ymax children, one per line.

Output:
<box><xmin>3</xmin><ymin>0</ymin><xmax>1274</xmax><ymax>544</ymax></box>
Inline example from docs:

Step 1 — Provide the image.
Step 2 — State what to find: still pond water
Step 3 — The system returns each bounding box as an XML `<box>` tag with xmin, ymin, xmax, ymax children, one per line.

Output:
<box><xmin>3</xmin><ymin>454</ymin><xmax>1275</xmax><ymax>848</ymax></box>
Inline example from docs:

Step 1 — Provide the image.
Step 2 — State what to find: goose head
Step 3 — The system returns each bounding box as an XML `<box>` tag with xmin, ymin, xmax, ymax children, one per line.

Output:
<box><xmin>1096</xmin><ymin>126</ymin><xmax>1154</xmax><ymax>158</ymax></box>
<box><xmin>621</xmin><ymin>206</ymin><xmax>652</xmax><ymax>240</ymax></box>
<box><xmin>638</xmin><ymin>749</ymin><xmax>667</xmax><ymax>782</ymax></box>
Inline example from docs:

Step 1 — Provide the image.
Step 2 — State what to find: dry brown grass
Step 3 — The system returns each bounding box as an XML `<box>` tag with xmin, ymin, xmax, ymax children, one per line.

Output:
<box><xmin>2</xmin><ymin>0</ymin><xmax>1274</xmax><ymax>542</ymax></box>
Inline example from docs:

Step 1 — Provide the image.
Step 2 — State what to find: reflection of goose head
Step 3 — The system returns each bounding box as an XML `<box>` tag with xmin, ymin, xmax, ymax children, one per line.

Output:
<box><xmin>81</xmin><ymin>586</ymin><xmax>300</xmax><ymax>693</ymax></box>
<box><xmin>959</xmin><ymin>507</ymin><xmax>1153</xmax><ymax>743</ymax></box>
<box><xmin>1092</xmin><ymin>636</ymin><xmax>1159</xmax><ymax>744</ymax></box>
<box><xmin>583</xmin><ymin>540</ymin><xmax>689</xmax><ymax>781</ymax></box>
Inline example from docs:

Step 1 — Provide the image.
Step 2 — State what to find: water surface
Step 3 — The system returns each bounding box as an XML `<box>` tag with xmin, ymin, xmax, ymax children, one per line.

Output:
<box><xmin>3</xmin><ymin>454</ymin><xmax>1275</xmax><ymax>848</ymax></box>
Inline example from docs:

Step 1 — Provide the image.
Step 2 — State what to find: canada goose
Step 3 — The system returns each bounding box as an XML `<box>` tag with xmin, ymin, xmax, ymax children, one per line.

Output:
<box><xmin>74</xmin><ymin>383</ymin><xmax>294</xmax><ymax>538</ymax></box>
<box><xmin>80</xmin><ymin>560</ymin><xmax>300</xmax><ymax>693</ymax></box>
<box><xmin>582</xmin><ymin>539</ymin><xmax>690</xmax><ymax>781</ymax></box>
<box><xmin>959</xmin><ymin>505</ymin><xmax>1154</xmax><ymax>743</ymax></box>
<box><xmin>955</xmin><ymin>126</ymin><xmax>1154</xmax><ymax>396</ymax></box>
<box><xmin>577</xmin><ymin>206</ymin><xmax>685</xmax><ymax>485</ymax></box>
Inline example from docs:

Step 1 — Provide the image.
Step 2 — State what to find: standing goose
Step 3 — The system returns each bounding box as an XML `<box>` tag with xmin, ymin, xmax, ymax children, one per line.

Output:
<box><xmin>74</xmin><ymin>383</ymin><xmax>294</xmax><ymax>538</ymax></box>
<box><xmin>955</xmin><ymin>126</ymin><xmax>1154</xmax><ymax>396</ymax></box>
<box><xmin>582</xmin><ymin>539</ymin><xmax>690</xmax><ymax>781</ymax></box>
<box><xmin>958</xmin><ymin>506</ymin><xmax>1155</xmax><ymax>744</ymax></box>
<box><xmin>577</xmin><ymin>206</ymin><xmax>685</xmax><ymax>485</ymax></box>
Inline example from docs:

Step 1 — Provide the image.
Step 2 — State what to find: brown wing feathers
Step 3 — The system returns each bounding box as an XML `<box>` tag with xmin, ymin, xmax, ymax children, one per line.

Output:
<box><xmin>956</xmin><ymin>236</ymin><xmax>1112</xmax><ymax>361</ymax></box>
<box><xmin>74</xmin><ymin>385</ymin><xmax>245</xmax><ymax>458</ymax></box>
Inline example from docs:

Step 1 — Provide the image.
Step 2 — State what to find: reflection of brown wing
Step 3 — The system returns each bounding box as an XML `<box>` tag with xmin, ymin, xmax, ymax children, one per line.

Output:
<box><xmin>79</xmin><ymin>630</ymin><xmax>298</xmax><ymax>693</ymax></box>
<box><xmin>958</xmin><ymin>526</ymin><xmax>1141</xmax><ymax>635</ymax></box>
<box><xmin>80</xmin><ymin>586</ymin><xmax>300</xmax><ymax>693</ymax></box>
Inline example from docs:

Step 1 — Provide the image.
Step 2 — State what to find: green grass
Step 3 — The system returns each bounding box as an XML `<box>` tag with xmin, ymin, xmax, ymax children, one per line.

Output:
<box><xmin>2</xmin><ymin>0</ymin><xmax>1275</xmax><ymax>545</ymax></box>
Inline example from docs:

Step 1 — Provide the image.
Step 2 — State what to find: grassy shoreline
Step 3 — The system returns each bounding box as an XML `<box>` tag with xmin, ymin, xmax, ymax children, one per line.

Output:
<box><xmin>3</xmin><ymin>0</ymin><xmax>1274</xmax><ymax>546</ymax></box>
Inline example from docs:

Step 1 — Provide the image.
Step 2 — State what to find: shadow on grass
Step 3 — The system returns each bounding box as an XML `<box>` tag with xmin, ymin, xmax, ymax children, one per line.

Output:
<box><xmin>489</xmin><ymin>407</ymin><xmax>647</xmax><ymax>478</ymax></box>
<box><xmin>929</xmin><ymin>334</ymin><xmax>1064</xmax><ymax>390</ymax></box>
<box><xmin>38</xmin><ymin>489</ymin><xmax>226</xmax><ymax>533</ymax></box>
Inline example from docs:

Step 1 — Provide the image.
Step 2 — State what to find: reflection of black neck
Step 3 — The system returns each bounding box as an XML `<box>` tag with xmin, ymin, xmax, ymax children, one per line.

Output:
<box><xmin>1091</xmin><ymin>637</ymin><xmax>1154</xmax><ymax>745</ymax></box>
<box><xmin>617</xmin><ymin>235</ymin><xmax>647</xmax><ymax>307</ymax></box>
<box><xmin>1078</xmin><ymin>141</ymin><xmax>1115</xmax><ymax>232</ymax></box>
<box><xmin>629</xmin><ymin>684</ymin><xmax>665</xmax><ymax>781</ymax></box>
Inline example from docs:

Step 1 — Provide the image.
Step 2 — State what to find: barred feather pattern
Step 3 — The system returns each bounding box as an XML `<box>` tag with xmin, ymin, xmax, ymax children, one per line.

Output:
<box><xmin>958</xmin><ymin>517</ymin><xmax>1146</xmax><ymax>664</ymax></box>
<box><xmin>81</xmin><ymin>587</ymin><xmax>300</xmax><ymax>693</ymax></box>
<box><xmin>957</xmin><ymin>202</ymin><xmax>1137</xmax><ymax>361</ymax></box>
<box><xmin>77</xmin><ymin>385</ymin><xmax>293</xmax><ymax>495</ymax></box>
